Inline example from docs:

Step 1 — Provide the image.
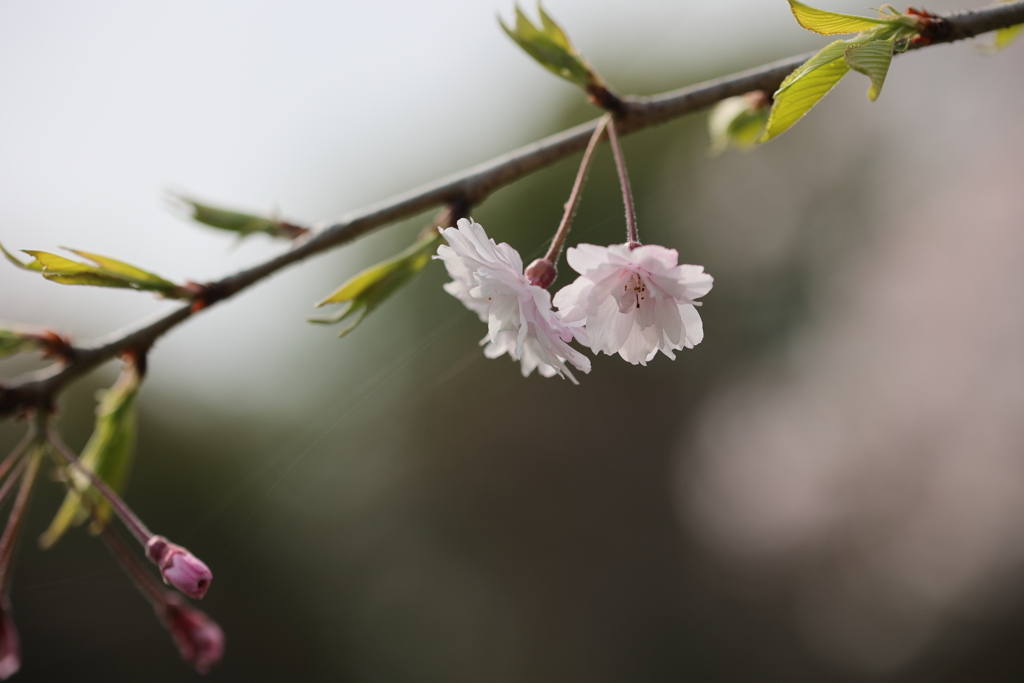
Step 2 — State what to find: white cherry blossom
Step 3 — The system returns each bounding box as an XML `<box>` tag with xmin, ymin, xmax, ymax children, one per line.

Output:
<box><xmin>553</xmin><ymin>243</ymin><xmax>712</xmax><ymax>365</ymax></box>
<box><xmin>435</xmin><ymin>219</ymin><xmax>590</xmax><ymax>382</ymax></box>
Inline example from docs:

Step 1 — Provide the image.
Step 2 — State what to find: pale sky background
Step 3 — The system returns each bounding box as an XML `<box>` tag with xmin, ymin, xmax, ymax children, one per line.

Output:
<box><xmin>0</xmin><ymin>0</ymin><xmax>976</xmax><ymax>405</ymax></box>
<box><xmin>0</xmin><ymin>0</ymin><xmax>830</xmax><ymax>406</ymax></box>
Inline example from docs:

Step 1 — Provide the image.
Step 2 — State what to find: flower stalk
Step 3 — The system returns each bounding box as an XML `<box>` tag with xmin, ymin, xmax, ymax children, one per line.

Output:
<box><xmin>542</xmin><ymin>114</ymin><xmax>611</xmax><ymax>267</ymax></box>
<box><xmin>102</xmin><ymin>528</ymin><xmax>224</xmax><ymax>673</ymax></box>
<box><xmin>0</xmin><ymin>447</ymin><xmax>41</xmax><ymax>596</ymax></box>
<box><xmin>0</xmin><ymin>460</ymin><xmax>29</xmax><ymax>533</ymax></box>
<box><xmin>44</xmin><ymin>425</ymin><xmax>213</xmax><ymax>598</ymax></box>
<box><xmin>0</xmin><ymin>429</ymin><xmax>34</xmax><ymax>492</ymax></box>
<box><xmin>605</xmin><ymin>118</ymin><xmax>639</xmax><ymax>248</ymax></box>
<box><xmin>0</xmin><ymin>430</ymin><xmax>47</xmax><ymax>682</ymax></box>
<box><xmin>45</xmin><ymin>426</ymin><xmax>152</xmax><ymax>545</ymax></box>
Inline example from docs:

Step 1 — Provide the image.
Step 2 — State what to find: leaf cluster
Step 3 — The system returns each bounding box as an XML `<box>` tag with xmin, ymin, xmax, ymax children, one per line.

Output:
<box><xmin>761</xmin><ymin>0</ymin><xmax>924</xmax><ymax>142</ymax></box>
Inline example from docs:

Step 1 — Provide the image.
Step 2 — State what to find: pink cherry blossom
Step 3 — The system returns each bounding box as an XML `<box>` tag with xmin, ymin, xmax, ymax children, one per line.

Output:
<box><xmin>435</xmin><ymin>219</ymin><xmax>590</xmax><ymax>382</ymax></box>
<box><xmin>553</xmin><ymin>243</ymin><xmax>712</xmax><ymax>365</ymax></box>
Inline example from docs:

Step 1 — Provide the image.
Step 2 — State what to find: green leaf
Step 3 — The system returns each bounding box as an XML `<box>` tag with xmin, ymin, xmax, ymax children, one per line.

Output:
<box><xmin>987</xmin><ymin>0</ymin><xmax>1024</xmax><ymax>51</ymax></box>
<box><xmin>537</xmin><ymin>5</ymin><xmax>572</xmax><ymax>50</ymax></box>
<box><xmin>500</xmin><ymin>4</ymin><xmax>597</xmax><ymax>88</ymax></box>
<box><xmin>844</xmin><ymin>39</ymin><xmax>894</xmax><ymax>101</ymax></box>
<box><xmin>708</xmin><ymin>94</ymin><xmax>770</xmax><ymax>154</ymax></box>
<box><xmin>0</xmin><ymin>327</ymin><xmax>41</xmax><ymax>360</ymax></box>
<box><xmin>173</xmin><ymin>195</ymin><xmax>289</xmax><ymax>238</ymax></box>
<box><xmin>761</xmin><ymin>40</ymin><xmax>851</xmax><ymax>141</ymax></box>
<box><xmin>65</xmin><ymin>249</ymin><xmax>179</xmax><ymax>290</ymax></box>
<box><xmin>0</xmin><ymin>241</ymin><xmax>41</xmax><ymax>271</ymax></box>
<box><xmin>21</xmin><ymin>250</ymin><xmax>135</xmax><ymax>289</ymax></box>
<box><xmin>40</xmin><ymin>364</ymin><xmax>141</xmax><ymax>548</ymax></box>
<box><xmin>787</xmin><ymin>0</ymin><xmax>891</xmax><ymax>35</ymax></box>
<box><xmin>995</xmin><ymin>23</ymin><xmax>1024</xmax><ymax>49</ymax></box>
<box><xmin>310</xmin><ymin>230</ymin><xmax>442</xmax><ymax>337</ymax></box>
<box><xmin>14</xmin><ymin>249</ymin><xmax>185</xmax><ymax>296</ymax></box>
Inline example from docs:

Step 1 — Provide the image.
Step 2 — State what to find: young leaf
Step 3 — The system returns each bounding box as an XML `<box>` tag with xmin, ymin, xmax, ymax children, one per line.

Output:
<box><xmin>0</xmin><ymin>323</ymin><xmax>63</xmax><ymax>360</ymax></box>
<box><xmin>787</xmin><ymin>0</ymin><xmax>891</xmax><ymax>35</ymax></box>
<box><xmin>0</xmin><ymin>241</ymin><xmax>41</xmax><ymax>271</ymax></box>
<box><xmin>844</xmin><ymin>39</ymin><xmax>894</xmax><ymax>101</ymax></box>
<box><xmin>40</xmin><ymin>363</ymin><xmax>141</xmax><ymax>548</ymax></box>
<box><xmin>0</xmin><ymin>327</ymin><xmax>40</xmax><ymax>360</ymax></box>
<box><xmin>500</xmin><ymin>4</ymin><xmax>597</xmax><ymax>88</ymax></box>
<box><xmin>983</xmin><ymin>0</ymin><xmax>1023</xmax><ymax>52</ymax></box>
<box><xmin>65</xmin><ymin>249</ymin><xmax>179</xmax><ymax>290</ymax></box>
<box><xmin>537</xmin><ymin>5</ymin><xmax>572</xmax><ymax>49</ymax></box>
<box><xmin>11</xmin><ymin>248</ymin><xmax>186</xmax><ymax>296</ymax></box>
<box><xmin>708</xmin><ymin>93</ymin><xmax>770</xmax><ymax>154</ymax></box>
<box><xmin>995</xmin><ymin>23</ymin><xmax>1024</xmax><ymax>50</ymax></box>
<box><xmin>310</xmin><ymin>230</ymin><xmax>442</xmax><ymax>337</ymax></box>
<box><xmin>761</xmin><ymin>40</ymin><xmax>851</xmax><ymax>141</ymax></box>
<box><xmin>20</xmin><ymin>250</ymin><xmax>135</xmax><ymax>289</ymax></box>
<box><xmin>172</xmin><ymin>195</ymin><xmax>304</xmax><ymax>239</ymax></box>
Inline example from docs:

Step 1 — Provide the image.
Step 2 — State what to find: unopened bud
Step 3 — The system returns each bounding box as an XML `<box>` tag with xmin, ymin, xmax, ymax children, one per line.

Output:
<box><xmin>0</xmin><ymin>599</ymin><xmax>20</xmax><ymax>680</ymax></box>
<box><xmin>146</xmin><ymin>536</ymin><xmax>213</xmax><ymax>600</ymax></box>
<box><xmin>525</xmin><ymin>258</ymin><xmax>558</xmax><ymax>289</ymax></box>
<box><xmin>159</xmin><ymin>595</ymin><xmax>224</xmax><ymax>674</ymax></box>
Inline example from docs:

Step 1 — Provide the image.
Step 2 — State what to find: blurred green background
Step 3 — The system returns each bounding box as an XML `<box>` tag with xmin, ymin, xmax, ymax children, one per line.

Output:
<box><xmin>2</xmin><ymin>1</ymin><xmax>1024</xmax><ymax>680</ymax></box>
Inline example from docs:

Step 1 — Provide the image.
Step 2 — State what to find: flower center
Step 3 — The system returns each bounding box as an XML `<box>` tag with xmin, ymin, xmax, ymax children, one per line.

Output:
<box><xmin>618</xmin><ymin>272</ymin><xmax>648</xmax><ymax>313</ymax></box>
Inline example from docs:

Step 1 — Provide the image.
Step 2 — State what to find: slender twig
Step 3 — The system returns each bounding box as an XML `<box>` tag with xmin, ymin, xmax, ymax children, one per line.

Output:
<box><xmin>45</xmin><ymin>427</ymin><xmax>152</xmax><ymax>546</ymax></box>
<box><xmin>0</xmin><ymin>459</ymin><xmax>28</xmax><ymax>518</ymax></box>
<box><xmin>0</xmin><ymin>448</ymin><xmax>41</xmax><ymax>594</ymax></box>
<box><xmin>0</xmin><ymin>429</ymin><xmax>35</xmax><ymax>485</ymax></box>
<box><xmin>605</xmin><ymin>119</ymin><xmax>639</xmax><ymax>247</ymax></box>
<box><xmin>0</xmin><ymin>1</ymin><xmax>1021</xmax><ymax>416</ymax></box>
<box><xmin>543</xmin><ymin>114</ymin><xmax>611</xmax><ymax>264</ymax></box>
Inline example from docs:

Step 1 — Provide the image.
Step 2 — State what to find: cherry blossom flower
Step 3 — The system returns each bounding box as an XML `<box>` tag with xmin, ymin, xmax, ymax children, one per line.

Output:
<box><xmin>435</xmin><ymin>219</ymin><xmax>590</xmax><ymax>383</ymax></box>
<box><xmin>553</xmin><ymin>243</ymin><xmax>712</xmax><ymax>365</ymax></box>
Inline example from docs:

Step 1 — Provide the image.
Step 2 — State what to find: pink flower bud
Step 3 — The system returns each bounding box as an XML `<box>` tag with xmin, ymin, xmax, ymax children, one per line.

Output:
<box><xmin>146</xmin><ymin>536</ymin><xmax>213</xmax><ymax>599</ymax></box>
<box><xmin>524</xmin><ymin>258</ymin><xmax>558</xmax><ymax>289</ymax></box>
<box><xmin>0</xmin><ymin>600</ymin><xmax>20</xmax><ymax>681</ymax></box>
<box><xmin>159</xmin><ymin>596</ymin><xmax>224</xmax><ymax>674</ymax></box>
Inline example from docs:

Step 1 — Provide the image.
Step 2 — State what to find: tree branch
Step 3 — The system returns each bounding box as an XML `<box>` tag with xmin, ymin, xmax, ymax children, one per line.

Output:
<box><xmin>2</xmin><ymin>0</ymin><xmax>1022</xmax><ymax>417</ymax></box>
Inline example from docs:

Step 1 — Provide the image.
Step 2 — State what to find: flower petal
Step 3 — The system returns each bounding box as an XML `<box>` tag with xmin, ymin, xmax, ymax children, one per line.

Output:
<box><xmin>679</xmin><ymin>303</ymin><xmax>704</xmax><ymax>348</ymax></box>
<box><xmin>439</xmin><ymin>220</ymin><xmax>591</xmax><ymax>381</ymax></box>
